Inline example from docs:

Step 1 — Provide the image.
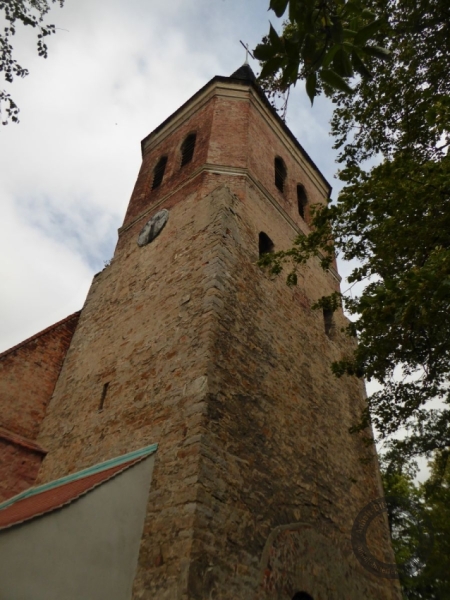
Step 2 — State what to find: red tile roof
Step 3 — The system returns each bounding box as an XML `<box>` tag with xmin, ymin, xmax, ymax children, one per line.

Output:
<box><xmin>0</xmin><ymin>444</ymin><xmax>157</xmax><ymax>531</ymax></box>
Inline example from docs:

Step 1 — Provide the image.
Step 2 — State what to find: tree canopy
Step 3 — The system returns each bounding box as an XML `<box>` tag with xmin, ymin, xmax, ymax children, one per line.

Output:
<box><xmin>255</xmin><ymin>0</ymin><xmax>450</xmax><ymax>474</ymax></box>
<box><xmin>0</xmin><ymin>0</ymin><xmax>64</xmax><ymax>124</ymax></box>
<box><xmin>254</xmin><ymin>0</ymin><xmax>389</xmax><ymax>104</ymax></box>
<box><xmin>382</xmin><ymin>452</ymin><xmax>450</xmax><ymax>598</ymax></box>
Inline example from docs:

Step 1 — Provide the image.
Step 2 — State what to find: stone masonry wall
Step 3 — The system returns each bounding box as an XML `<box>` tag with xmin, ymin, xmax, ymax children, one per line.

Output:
<box><xmin>186</xmin><ymin>184</ymin><xmax>401</xmax><ymax>600</ymax></box>
<box><xmin>36</xmin><ymin>186</ymin><xmax>241</xmax><ymax>599</ymax></box>
<box><xmin>119</xmin><ymin>80</ymin><xmax>399</xmax><ymax>598</ymax></box>
<box><xmin>32</xmin><ymin>78</ymin><xmax>400</xmax><ymax>599</ymax></box>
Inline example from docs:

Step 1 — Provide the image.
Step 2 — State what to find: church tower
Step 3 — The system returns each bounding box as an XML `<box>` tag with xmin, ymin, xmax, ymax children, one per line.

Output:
<box><xmin>0</xmin><ymin>65</ymin><xmax>401</xmax><ymax>599</ymax></box>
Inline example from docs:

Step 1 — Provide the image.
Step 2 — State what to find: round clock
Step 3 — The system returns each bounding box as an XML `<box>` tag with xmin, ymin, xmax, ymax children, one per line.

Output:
<box><xmin>137</xmin><ymin>209</ymin><xmax>169</xmax><ymax>247</ymax></box>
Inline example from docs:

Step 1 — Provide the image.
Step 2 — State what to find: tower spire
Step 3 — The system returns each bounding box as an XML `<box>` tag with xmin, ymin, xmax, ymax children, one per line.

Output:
<box><xmin>239</xmin><ymin>40</ymin><xmax>254</xmax><ymax>66</ymax></box>
<box><xmin>230</xmin><ymin>52</ymin><xmax>256</xmax><ymax>83</ymax></box>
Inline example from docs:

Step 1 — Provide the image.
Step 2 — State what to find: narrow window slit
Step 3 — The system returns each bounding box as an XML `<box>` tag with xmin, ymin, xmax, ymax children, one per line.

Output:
<box><xmin>292</xmin><ymin>593</ymin><xmax>314</xmax><ymax>600</ymax></box>
<box><xmin>99</xmin><ymin>382</ymin><xmax>109</xmax><ymax>411</ymax></box>
<box><xmin>297</xmin><ymin>184</ymin><xmax>308</xmax><ymax>220</ymax></box>
<box><xmin>275</xmin><ymin>156</ymin><xmax>287</xmax><ymax>192</ymax></box>
<box><xmin>259</xmin><ymin>232</ymin><xmax>274</xmax><ymax>257</ymax></box>
<box><xmin>151</xmin><ymin>156</ymin><xmax>168</xmax><ymax>190</ymax></box>
<box><xmin>180</xmin><ymin>133</ymin><xmax>196</xmax><ymax>167</ymax></box>
<box><xmin>323</xmin><ymin>308</ymin><xmax>334</xmax><ymax>337</ymax></box>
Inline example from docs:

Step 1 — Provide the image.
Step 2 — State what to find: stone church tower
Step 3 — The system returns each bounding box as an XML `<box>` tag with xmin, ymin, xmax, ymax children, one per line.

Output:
<box><xmin>0</xmin><ymin>65</ymin><xmax>402</xmax><ymax>599</ymax></box>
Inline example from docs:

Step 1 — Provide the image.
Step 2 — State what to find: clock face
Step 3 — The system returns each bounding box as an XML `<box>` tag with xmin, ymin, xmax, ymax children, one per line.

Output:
<box><xmin>137</xmin><ymin>209</ymin><xmax>169</xmax><ymax>247</ymax></box>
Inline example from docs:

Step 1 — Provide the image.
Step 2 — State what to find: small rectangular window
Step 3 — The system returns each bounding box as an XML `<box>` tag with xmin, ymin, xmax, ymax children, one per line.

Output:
<box><xmin>99</xmin><ymin>382</ymin><xmax>109</xmax><ymax>411</ymax></box>
<box><xmin>297</xmin><ymin>184</ymin><xmax>308</xmax><ymax>220</ymax></box>
<box><xmin>275</xmin><ymin>157</ymin><xmax>287</xmax><ymax>192</ymax></box>
<box><xmin>181</xmin><ymin>133</ymin><xmax>196</xmax><ymax>167</ymax></box>
<box><xmin>259</xmin><ymin>232</ymin><xmax>274</xmax><ymax>256</ymax></box>
<box><xmin>323</xmin><ymin>309</ymin><xmax>334</xmax><ymax>337</ymax></box>
<box><xmin>151</xmin><ymin>156</ymin><xmax>168</xmax><ymax>190</ymax></box>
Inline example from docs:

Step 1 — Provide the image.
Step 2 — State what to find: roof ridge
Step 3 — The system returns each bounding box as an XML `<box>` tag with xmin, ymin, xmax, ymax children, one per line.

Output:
<box><xmin>0</xmin><ymin>456</ymin><xmax>146</xmax><ymax>531</ymax></box>
<box><xmin>0</xmin><ymin>311</ymin><xmax>81</xmax><ymax>361</ymax></box>
<box><xmin>0</xmin><ymin>443</ymin><xmax>158</xmax><ymax>511</ymax></box>
<box><xmin>0</xmin><ymin>426</ymin><xmax>47</xmax><ymax>455</ymax></box>
<box><xmin>0</xmin><ymin>444</ymin><xmax>158</xmax><ymax>531</ymax></box>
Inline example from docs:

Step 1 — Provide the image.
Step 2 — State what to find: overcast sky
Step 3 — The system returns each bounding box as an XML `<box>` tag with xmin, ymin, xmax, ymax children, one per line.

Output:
<box><xmin>0</xmin><ymin>0</ymin><xmax>341</xmax><ymax>352</ymax></box>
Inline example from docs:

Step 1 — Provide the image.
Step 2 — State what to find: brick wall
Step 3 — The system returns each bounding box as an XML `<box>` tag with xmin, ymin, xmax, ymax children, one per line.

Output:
<box><xmin>187</xmin><ymin>184</ymin><xmax>398</xmax><ymax>599</ymax></box>
<box><xmin>0</xmin><ymin>312</ymin><xmax>79</xmax><ymax>500</ymax></box>
<box><xmin>0</xmin><ymin>312</ymin><xmax>80</xmax><ymax>440</ymax></box>
<box><xmin>123</xmin><ymin>97</ymin><xmax>216</xmax><ymax>228</ymax></box>
<box><xmin>0</xmin><ymin>432</ymin><xmax>45</xmax><ymax>502</ymax></box>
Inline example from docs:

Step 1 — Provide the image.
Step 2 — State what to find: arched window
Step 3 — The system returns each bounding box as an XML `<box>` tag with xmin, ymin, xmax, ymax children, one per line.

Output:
<box><xmin>151</xmin><ymin>156</ymin><xmax>168</xmax><ymax>190</ymax></box>
<box><xmin>274</xmin><ymin>156</ymin><xmax>287</xmax><ymax>192</ymax></box>
<box><xmin>292</xmin><ymin>593</ymin><xmax>314</xmax><ymax>600</ymax></box>
<box><xmin>259</xmin><ymin>232</ymin><xmax>274</xmax><ymax>257</ymax></box>
<box><xmin>180</xmin><ymin>133</ymin><xmax>196</xmax><ymax>167</ymax></box>
<box><xmin>297</xmin><ymin>184</ymin><xmax>308</xmax><ymax>220</ymax></box>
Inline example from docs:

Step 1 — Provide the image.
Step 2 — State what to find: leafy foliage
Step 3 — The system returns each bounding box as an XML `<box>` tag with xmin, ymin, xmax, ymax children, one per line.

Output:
<box><xmin>256</xmin><ymin>0</ymin><xmax>450</xmax><ymax>471</ymax></box>
<box><xmin>382</xmin><ymin>453</ymin><xmax>450</xmax><ymax>598</ymax></box>
<box><xmin>0</xmin><ymin>0</ymin><xmax>64</xmax><ymax>124</ymax></box>
<box><xmin>254</xmin><ymin>0</ymin><xmax>389</xmax><ymax>104</ymax></box>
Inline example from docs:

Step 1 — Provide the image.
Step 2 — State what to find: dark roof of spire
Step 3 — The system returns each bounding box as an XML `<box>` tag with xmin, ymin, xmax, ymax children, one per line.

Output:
<box><xmin>230</xmin><ymin>63</ymin><xmax>256</xmax><ymax>83</ymax></box>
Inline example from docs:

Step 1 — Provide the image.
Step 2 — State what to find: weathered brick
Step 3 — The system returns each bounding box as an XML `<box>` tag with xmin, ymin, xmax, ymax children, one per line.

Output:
<box><xmin>0</xmin><ymin>435</ymin><xmax>45</xmax><ymax>502</ymax></box>
<box><xmin>0</xmin><ymin>312</ymin><xmax>79</xmax><ymax>500</ymax></box>
<box><xmin>1</xmin><ymin>73</ymin><xmax>401</xmax><ymax>599</ymax></box>
<box><xmin>0</xmin><ymin>312</ymin><xmax>79</xmax><ymax>440</ymax></box>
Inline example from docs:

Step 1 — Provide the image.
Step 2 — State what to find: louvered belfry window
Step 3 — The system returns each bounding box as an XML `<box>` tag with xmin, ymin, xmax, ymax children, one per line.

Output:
<box><xmin>275</xmin><ymin>157</ymin><xmax>287</xmax><ymax>192</ymax></box>
<box><xmin>297</xmin><ymin>184</ymin><xmax>308</xmax><ymax>220</ymax></box>
<box><xmin>180</xmin><ymin>133</ymin><xmax>196</xmax><ymax>167</ymax></box>
<box><xmin>151</xmin><ymin>156</ymin><xmax>168</xmax><ymax>190</ymax></box>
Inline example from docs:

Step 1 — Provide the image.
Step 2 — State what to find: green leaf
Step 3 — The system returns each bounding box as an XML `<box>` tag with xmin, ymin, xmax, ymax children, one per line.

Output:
<box><xmin>283</xmin><ymin>33</ymin><xmax>300</xmax><ymax>57</ymax></box>
<box><xmin>269</xmin><ymin>23</ymin><xmax>284</xmax><ymax>53</ymax></box>
<box><xmin>259</xmin><ymin>55</ymin><xmax>286</xmax><ymax>80</ymax></box>
<box><xmin>289</xmin><ymin>0</ymin><xmax>301</xmax><ymax>22</ymax></box>
<box><xmin>302</xmin><ymin>33</ymin><xmax>317</xmax><ymax>65</ymax></box>
<box><xmin>281</xmin><ymin>59</ymin><xmax>300</xmax><ymax>86</ymax></box>
<box><xmin>253</xmin><ymin>42</ymin><xmax>277</xmax><ymax>61</ymax></box>
<box><xmin>361</xmin><ymin>9</ymin><xmax>376</xmax><ymax>19</ymax></box>
<box><xmin>343</xmin><ymin>28</ymin><xmax>358</xmax><ymax>40</ymax></box>
<box><xmin>269</xmin><ymin>0</ymin><xmax>289</xmax><ymax>18</ymax></box>
<box><xmin>342</xmin><ymin>0</ymin><xmax>363</xmax><ymax>17</ymax></box>
<box><xmin>306</xmin><ymin>71</ymin><xmax>317</xmax><ymax>105</ymax></box>
<box><xmin>362</xmin><ymin>44</ymin><xmax>390</xmax><ymax>59</ymax></box>
<box><xmin>332</xmin><ymin>47</ymin><xmax>354</xmax><ymax>78</ymax></box>
<box><xmin>320</xmin><ymin>68</ymin><xmax>354</xmax><ymax>94</ymax></box>
<box><xmin>322</xmin><ymin>43</ymin><xmax>341</xmax><ymax>69</ymax></box>
<box><xmin>331</xmin><ymin>17</ymin><xmax>344</xmax><ymax>44</ymax></box>
<box><xmin>351</xmin><ymin>51</ymin><xmax>373</xmax><ymax>78</ymax></box>
<box><xmin>354</xmin><ymin>19</ymin><xmax>385</xmax><ymax>46</ymax></box>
